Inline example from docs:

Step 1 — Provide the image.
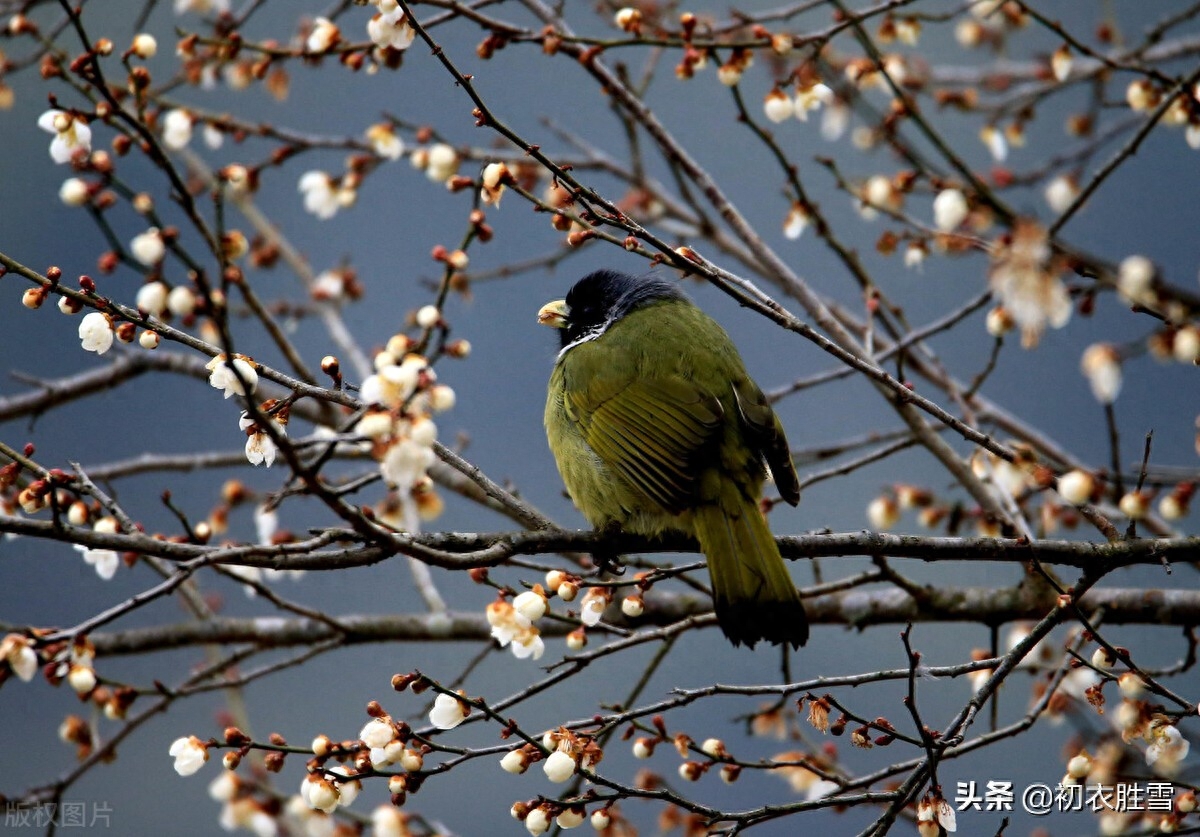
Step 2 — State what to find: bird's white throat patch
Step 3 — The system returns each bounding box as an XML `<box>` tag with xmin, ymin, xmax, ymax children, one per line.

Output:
<box><xmin>556</xmin><ymin>318</ymin><xmax>613</xmax><ymax>361</ymax></box>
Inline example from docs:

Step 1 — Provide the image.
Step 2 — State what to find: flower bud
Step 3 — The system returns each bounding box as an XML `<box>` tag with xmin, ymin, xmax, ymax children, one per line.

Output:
<box><xmin>1057</xmin><ymin>470</ymin><xmax>1095</xmax><ymax>505</ymax></box>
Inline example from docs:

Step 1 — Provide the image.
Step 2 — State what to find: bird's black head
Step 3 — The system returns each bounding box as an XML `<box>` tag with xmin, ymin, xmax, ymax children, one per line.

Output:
<box><xmin>552</xmin><ymin>270</ymin><xmax>685</xmax><ymax>349</ymax></box>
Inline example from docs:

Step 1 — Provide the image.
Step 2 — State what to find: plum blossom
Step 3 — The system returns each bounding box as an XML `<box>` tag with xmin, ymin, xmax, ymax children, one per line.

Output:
<box><xmin>130</xmin><ymin>227</ymin><xmax>166</xmax><ymax>266</ymax></box>
<box><xmin>367</xmin><ymin>7</ymin><xmax>415</xmax><ymax>51</ymax></box>
<box><xmin>794</xmin><ymin>81</ymin><xmax>833</xmax><ymax>121</ymax></box>
<box><xmin>161</xmin><ymin>109</ymin><xmax>193</xmax><ymax>150</ymax></box>
<box><xmin>1081</xmin><ymin>344</ymin><xmax>1122</xmax><ymax>404</ymax></box>
<box><xmin>169</xmin><ymin>735</ymin><xmax>209</xmax><ymax>776</ymax></box>
<box><xmin>987</xmin><ymin>219</ymin><xmax>1070</xmax><ymax>348</ymax></box>
<box><xmin>486</xmin><ymin>599</ymin><xmax>528</xmax><ymax>647</ymax></box>
<box><xmin>763</xmin><ymin>88</ymin><xmax>794</xmax><ymax>123</ymax></box>
<box><xmin>298</xmin><ymin>171</ymin><xmax>353</xmax><ymax>219</ymax></box>
<box><xmin>207</xmin><ymin>355</ymin><xmax>259</xmax><ymax>398</ymax></box>
<box><xmin>38</xmin><ymin>110</ymin><xmax>92</xmax><ymax>164</ymax></box>
<box><xmin>174</xmin><ymin>0</ymin><xmax>230</xmax><ymax>14</ymax></box>
<box><xmin>300</xmin><ymin>774</ymin><xmax>340</xmax><ymax>814</ymax></box>
<box><xmin>1</xmin><ymin>634</ymin><xmax>38</xmax><ymax>682</ymax></box>
<box><xmin>379</xmin><ymin>436</ymin><xmax>435</xmax><ymax>490</ymax></box>
<box><xmin>510</xmin><ymin>625</ymin><xmax>545</xmax><ymax>660</ymax></box>
<box><xmin>78</xmin><ymin>312</ymin><xmax>115</xmax><ymax>355</ymax></box>
<box><xmin>366</xmin><ymin>123</ymin><xmax>404</xmax><ymax>160</ymax></box>
<box><xmin>136</xmin><ymin>281</ymin><xmax>169</xmax><ymax>317</ymax></box>
<box><xmin>579</xmin><ymin>587</ymin><xmax>611</xmax><ymax>626</ymax></box>
<box><xmin>59</xmin><ymin>177</ymin><xmax>90</xmax><ymax>206</ymax></box>
<box><xmin>428</xmin><ymin>692</ymin><xmax>469</xmax><ymax>729</ymax></box>
<box><xmin>306</xmin><ymin>17</ymin><xmax>340</xmax><ymax>53</ymax></box>
<box><xmin>359</xmin><ymin>718</ymin><xmax>395</xmax><ymax>750</ymax></box>
<box><xmin>783</xmin><ymin>203</ymin><xmax>810</xmax><ymax>240</ymax></box>
<box><xmin>424</xmin><ymin>143</ymin><xmax>458</xmax><ymax>183</ymax></box>
<box><xmin>240</xmin><ymin>413</ymin><xmax>285</xmax><ymax>468</ymax></box>
<box><xmin>167</xmin><ymin>285</ymin><xmax>197</xmax><ymax>317</ymax></box>
<box><xmin>933</xmin><ymin>188</ymin><xmax>969</xmax><ymax>231</ymax></box>
<box><xmin>75</xmin><ymin>544</ymin><xmax>120</xmax><ymax>580</ymax></box>
<box><xmin>1145</xmin><ymin>720</ymin><xmax>1190</xmax><ymax>773</ymax></box>
<box><xmin>542</xmin><ymin>749</ymin><xmax>576</xmax><ymax>783</ymax></box>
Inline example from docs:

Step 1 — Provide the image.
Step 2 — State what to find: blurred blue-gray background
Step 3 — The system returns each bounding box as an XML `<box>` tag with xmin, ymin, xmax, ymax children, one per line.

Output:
<box><xmin>2</xmin><ymin>1</ymin><xmax>1198</xmax><ymax>834</ymax></box>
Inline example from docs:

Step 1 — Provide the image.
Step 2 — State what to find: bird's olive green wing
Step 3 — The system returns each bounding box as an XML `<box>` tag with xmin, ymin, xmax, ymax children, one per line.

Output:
<box><xmin>564</xmin><ymin>373</ymin><xmax>723</xmax><ymax>514</ymax></box>
<box><xmin>731</xmin><ymin>376</ymin><xmax>801</xmax><ymax>506</ymax></box>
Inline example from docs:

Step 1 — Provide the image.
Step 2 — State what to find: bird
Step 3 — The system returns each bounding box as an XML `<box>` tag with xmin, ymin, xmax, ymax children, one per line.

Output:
<box><xmin>538</xmin><ymin>269</ymin><xmax>808</xmax><ymax>649</ymax></box>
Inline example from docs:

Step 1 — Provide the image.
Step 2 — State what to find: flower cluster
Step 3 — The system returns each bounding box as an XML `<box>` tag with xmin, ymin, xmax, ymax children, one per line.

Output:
<box><xmin>504</xmin><ymin>728</ymin><xmax>603</xmax><ymax>835</ymax></box>
<box><xmin>356</xmin><ymin>342</ymin><xmax>455</xmax><ymax>528</ymax></box>
<box><xmin>987</xmin><ymin>219</ymin><xmax>1070</xmax><ymax>349</ymax></box>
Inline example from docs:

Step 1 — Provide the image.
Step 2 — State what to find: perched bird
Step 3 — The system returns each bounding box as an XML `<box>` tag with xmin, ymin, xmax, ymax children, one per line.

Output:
<box><xmin>538</xmin><ymin>270</ymin><xmax>807</xmax><ymax>648</ymax></box>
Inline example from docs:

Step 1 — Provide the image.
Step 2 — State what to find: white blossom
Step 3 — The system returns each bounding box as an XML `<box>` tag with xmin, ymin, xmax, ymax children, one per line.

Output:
<box><xmin>1044</xmin><ymin>174</ymin><xmax>1079</xmax><ymax>214</ymax></box>
<box><xmin>67</xmin><ymin>663</ymin><xmax>97</xmax><ymax>694</ymax></box>
<box><xmin>75</xmin><ymin>544</ymin><xmax>120</xmax><ymax>579</ymax></box>
<box><xmin>763</xmin><ymin>89</ymin><xmax>794</xmax><ymax>123</ymax></box>
<box><xmin>425</xmin><ymin>143</ymin><xmax>458</xmax><ymax>183</ymax></box>
<box><xmin>428</xmin><ymin>692</ymin><xmax>469</xmax><ymax>729</ymax></box>
<box><xmin>169</xmin><ymin>735</ymin><xmax>209</xmax><ymax>776</ymax></box>
<box><xmin>980</xmin><ymin>125</ymin><xmax>1007</xmax><ymax>161</ymax></box>
<box><xmin>499</xmin><ymin>749</ymin><xmax>529</xmax><ymax>774</ymax></box>
<box><xmin>794</xmin><ymin>82</ymin><xmax>833</xmax><ymax>121</ymax></box>
<box><xmin>161</xmin><ymin>109</ymin><xmax>193</xmax><ymax>150</ymax></box>
<box><xmin>1081</xmin><ymin>344</ymin><xmax>1122</xmax><ymax>404</ymax></box>
<box><xmin>240</xmin><ymin>413</ymin><xmax>284</xmax><ymax>468</ymax></box>
<box><xmin>254</xmin><ymin>505</ymin><xmax>278</xmax><ymax>545</ymax></box>
<box><xmin>821</xmin><ymin>100</ymin><xmax>850</xmax><ymax>141</ymax></box>
<box><xmin>807</xmin><ymin>779</ymin><xmax>841</xmax><ymax>801</ymax></box>
<box><xmin>130</xmin><ymin>227</ymin><xmax>166</xmax><ymax>266</ymax></box>
<box><xmin>933</xmin><ymin>188</ymin><xmax>969</xmax><ymax>231</ymax></box>
<box><xmin>428</xmin><ymin>384</ymin><xmax>456</xmax><ymax>413</ymax></box>
<box><xmin>300</xmin><ymin>775</ymin><xmax>340</xmax><ymax>814</ymax></box>
<box><xmin>131</xmin><ymin>33</ymin><xmax>158</xmax><ymax>59</ymax></box>
<box><xmin>359</xmin><ymin>718</ymin><xmax>395</xmax><ymax>750</ymax></box>
<box><xmin>38</xmin><ymin>109</ymin><xmax>92</xmax><ymax>164</ymax></box>
<box><xmin>1057</xmin><ymin>470</ymin><xmax>1095</xmax><ymax>505</ymax></box>
<box><xmin>486</xmin><ymin>599</ymin><xmax>530</xmax><ymax>648</ymax></box>
<box><xmin>306</xmin><ymin>17</ymin><xmax>340</xmax><ymax>53</ymax></box>
<box><xmin>167</xmin><ymin>285</ymin><xmax>197</xmax><ymax>317</ymax></box>
<box><xmin>415</xmin><ymin>305</ymin><xmax>440</xmax><ymax>329</ymax></box>
<box><xmin>78</xmin><ymin>312</ymin><xmax>114</xmax><ymax>355</ymax></box>
<box><xmin>512</xmin><ymin>589</ymin><xmax>548</xmax><ymax>622</ymax></box>
<box><xmin>136</xmin><ymin>282</ymin><xmax>170</xmax><ymax>317</ymax></box>
<box><xmin>379</xmin><ymin>437</ymin><xmax>435</xmax><ymax>490</ymax></box>
<box><xmin>524</xmin><ymin>807</ymin><xmax>550</xmax><ymax>836</ymax></box>
<box><xmin>59</xmin><ymin>177</ymin><xmax>90</xmax><ymax>206</ymax></box>
<box><xmin>1146</xmin><ymin>722</ymin><xmax>1190</xmax><ymax>773</ymax></box>
<box><xmin>1186</xmin><ymin>123</ymin><xmax>1200</xmax><ymax>150</ymax></box>
<box><xmin>988</xmin><ymin>220</ymin><xmax>1070</xmax><ymax>348</ymax></box>
<box><xmin>207</xmin><ymin>355</ymin><xmax>259</xmax><ymax>398</ymax></box>
<box><xmin>542</xmin><ymin>749</ymin><xmax>576</xmax><ymax>783</ymax></box>
<box><xmin>1117</xmin><ymin>255</ymin><xmax>1156</xmax><ymax>306</ymax></box>
<box><xmin>2</xmin><ymin>635</ymin><xmax>38</xmax><ymax>682</ymax></box>
<box><xmin>208</xmin><ymin>770</ymin><xmax>239</xmax><ymax>802</ymax></box>
<box><xmin>174</xmin><ymin>0</ymin><xmax>230</xmax><ymax>14</ymax></box>
<box><xmin>298</xmin><ymin>171</ymin><xmax>342</xmax><ymax>220</ymax></box>
<box><xmin>1051</xmin><ymin>45</ymin><xmax>1072</xmax><ymax>82</ymax></box>
<box><xmin>579</xmin><ymin>588</ymin><xmax>609</xmax><ymax>627</ymax></box>
<box><xmin>367</xmin><ymin>8</ymin><xmax>415</xmax><ymax>51</ymax></box>
<box><xmin>783</xmin><ymin>203</ymin><xmax>809</xmax><ymax>240</ymax></box>
<box><xmin>327</xmin><ymin>767</ymin><xmax>360</xmax><ymax>807</ymax></box>
<box><xmin>371</xmin><ymin>806</ymin><xmax>409</xmax><ymax>837</ymax></box>
<box><xmin>510</xmin><ymin>626</ymin><xmax>545</xmax><ymax>660</ymax></box>
<box><xmin>366</xmin><ymin>123</ymin><xmax>404</xmax><ymax>160</ymax></box>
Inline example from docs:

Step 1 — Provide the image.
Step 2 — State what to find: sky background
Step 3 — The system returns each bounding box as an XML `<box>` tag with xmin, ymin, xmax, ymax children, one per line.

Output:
<box><xmin>1</xmin><ymin>1</ymin><xmax>1198</xmax><ymax>834</ymax></box>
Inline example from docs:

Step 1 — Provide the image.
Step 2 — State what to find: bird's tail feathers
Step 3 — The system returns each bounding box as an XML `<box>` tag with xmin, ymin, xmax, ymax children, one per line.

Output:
<box><xmin>693</xmin><ymin>493</ymin><xmax>808</xmax><ymax>649</ymax></box>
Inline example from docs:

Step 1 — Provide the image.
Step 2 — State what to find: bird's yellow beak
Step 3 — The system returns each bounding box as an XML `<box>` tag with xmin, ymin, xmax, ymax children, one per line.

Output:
<box><xmin>537</xmin><ymin>299</ymin><xmax>569</xmax><ymax>328</ymax></box>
